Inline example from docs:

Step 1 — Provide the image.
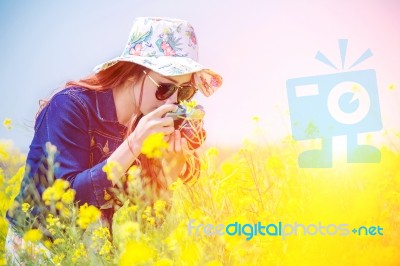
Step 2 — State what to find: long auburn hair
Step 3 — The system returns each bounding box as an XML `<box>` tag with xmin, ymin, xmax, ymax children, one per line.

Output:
<box><xmin>41</xmin><ymin>61</ymin><xmax>166</xmax><ymax>191</ymax></box>
<box><xmin>66</xmin><ymin>61</ymin><xmax>147</xmax><ymax>134</ymax></box>
<box><xmin>66</xmin><ymin>61</ymin><xmax>145</xmax><ymax>91</ymax></box>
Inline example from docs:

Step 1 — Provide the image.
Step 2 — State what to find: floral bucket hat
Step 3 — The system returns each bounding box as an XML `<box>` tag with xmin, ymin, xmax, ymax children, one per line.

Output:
<box><xmin>94</xmin><ymin>17</ymin><xmax>223</xmax><ymax>97</ymax></box>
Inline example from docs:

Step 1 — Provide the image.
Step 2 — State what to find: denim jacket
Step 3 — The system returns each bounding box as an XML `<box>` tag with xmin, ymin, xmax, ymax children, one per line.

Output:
<box><xmin>7</xmin><ymin>87</ymin><xmax>126</xmax><ymax>228</ymax></box>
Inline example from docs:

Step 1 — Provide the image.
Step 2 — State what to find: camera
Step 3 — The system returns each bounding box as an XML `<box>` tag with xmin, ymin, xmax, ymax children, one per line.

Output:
<box><xmin>165</xmin><ymin>104</ymin><xmax>206</xmax><ymax>150</ymax></box>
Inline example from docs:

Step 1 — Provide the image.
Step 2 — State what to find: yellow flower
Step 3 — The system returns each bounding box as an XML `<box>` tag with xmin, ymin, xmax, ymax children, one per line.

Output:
<box><xmin>127</xmin><ymin>165</ymin><xmax>141</xmax><ymax>181</ymax></box>
<box><xmin>128</xmin><ymin>205</ymin><xmax>138</xmax><ymax>213</ymax></box>
<box><xmin>44</xmin><ymin>240</ymin><xmax>52</xmax><ymax>249</ymax></box>
<box><xmin>388</xmin><ymin>83</ymin><xmax>395</xmax><ymax>90</ymax></box>
<box><xmin>99</xmin><ymin>240</ymin><xmax>113</xmax><ymax>256</ymax></box>
<box><xmin>154</xmin><ymin>199</ymin><xmax>167</xmax><ymax>217</ymax></box>
<box><xmin>3</xmin><ymin>118</ymin><xmax>12</xmax><ymax>130</ymax></box>
<box><xmin>52</xmin><ymin>254</ymin><xmax>65</xmax><ymax>265</ymax></box>
<box><xmin>23</xmin><ymin>229</ymin><xmax>42</xmax><ymax>242</ymax></box>
<box><xmin>142</xmin><ymin>206</ymin><xmax>156</xmax><ymax>226</ymax></box>
<box><xmin>21</xmin><ymin>202</ymin><xmax>30</xmax><ymax>213</ymax></box>
<box><xmin>72</xmin><ymin>243</ymin><xmax>87</xmax><ymax>263</ymax></box>
<box><xmin>206</xmin><ymin>260</ymin><xmax>223</xmax><ymax>266</ymax></box>
<box><xmin>168</xmin><ymin>178</ymin><xmax>184</xmax><ymax>191</ymax></box>
<box><xmin>118</xmin><ymin>240</ymin><xmax>156</xmax><ymax>266</ymax></box>
<box><xmin>266</xmin><ymin>155</ymin><xmax>284</xmax><ymax>170</ymax></box>
<box><xmin>0</xmin><ymin>168</ymin><xmax>4</xmax><ymax>186</ymax></box>
<box><xmin>143</xmin><ymin>205</ymin><xmax>152</xmax><ymax>217</ymax></box>
<box><xmin>102</xmin><ymin>160</ymin><xmax>123</xmax><ymax>181</ymax></box>
<box><xmin>55</xmin><ymin>201</ymin><xmax>64</xmax><ymax>211</ymax></box>
<box><xmin>42</xmin><ymin>179</ymin><xmax>70</xmax><ymax>205</ymax></box>
<box><xmin>53</xmin><ymin>238</ymin><xmax>65</xmax><ymax>245</ymax></box>
<box><xmin>77</xmin><ymin>203</ymin><xmax>101</xmax><ymax>229</ymax></box>
<box><xmin>114</xmin><ymin>221</ymin><xmax>141</xmax><ymax>244</ymax></box>
<box><xmin>154</xmin><ymin>258</ymin><xmax>174</xmax><ymax>266</ymax></box>
<box><xmin>60</xmin><ymin>206</ymin><xmax>72</xmax><ymax>218</ymax></box>
<box><xmin>221</xmin><ymin>161</ymin><xmax>235</xmax><ymax>175</ymax></box>
<box><xmin>92</xmin><ymin>226</ymin><xmax>111</xmax><ymax>241</ymax></box>
<box><xmin>46</xmin><ymin>213</ymin><xmax>60</xmax><ymax>227</ymax></box>
<box><xmin>61</xmin><ymin>188</ymin><xmax>76</xmax><ymax>204</ymax></box>
<box><xmin>146</xmin><ymin>216</ymin><xmax>155</xmax><ymax>226</ymax></box>
<box><xmin>252</xmin><ymin>115</ymin><xmax>260</xmax><ymax>123</ymax></box>
<box><xmin>180</xmin><ymin>99</ymin><xmax>198</xmax><ymax>112</ymax></box>
<box><xmin>5</xmin><ymin>166</ymin><xmax>24</xmax><ymax>197</ymax></box>
<box><xmin>180</xmin><ymin>242</ymin><xmax>201</xmax><ymax>264</ymax></box>
<box><xmin>305</xmin><ymin>122</ymin><xmax>319</xmax><ymax>137</ymax></box>
<box><xmin>54</xmin><ymin>179</ymin><xmax>69</xmax><ymax>191</ymax></box>
<box><xmin>207</xmin><ymin>147</ymin><xmax>219</xmax><ymax>157</ymax></box>
<box><xmin>141</xmin><ymin>132</ymin><xmax>169</xmax><ymax>158</ymax></box>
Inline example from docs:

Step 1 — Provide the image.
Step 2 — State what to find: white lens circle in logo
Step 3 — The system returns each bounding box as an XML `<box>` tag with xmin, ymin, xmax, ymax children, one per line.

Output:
<box><xmin>327</xmin><ymin>82</ymin><xmax>370</xmax><ymax>124</ymax></box>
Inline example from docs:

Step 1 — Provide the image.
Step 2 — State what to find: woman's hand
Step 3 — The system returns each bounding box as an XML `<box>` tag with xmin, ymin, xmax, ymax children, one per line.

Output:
<box><xmin>166</xmin><ymin>129</ymin><xmax>190</xmax><ymax>165</ymax></box>
<box><xmin>127</xmin><ymin>104</ymin><xmax>177</xmax><ymax>155</ymax></box>
<box><xmin>161</xmin><ymin>130</ymin><xmax>192</xmax><ymax>186</ymax></box>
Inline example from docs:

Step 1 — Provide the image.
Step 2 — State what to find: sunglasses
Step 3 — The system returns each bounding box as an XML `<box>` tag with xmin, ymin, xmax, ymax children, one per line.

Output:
<box><xmin>143</xmin><ymin>70</ymin><xmax>197</xmax><ymax>102</ymax></box>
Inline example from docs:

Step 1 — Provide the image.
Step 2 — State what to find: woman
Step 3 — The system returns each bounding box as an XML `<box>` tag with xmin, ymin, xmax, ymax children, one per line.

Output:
<box><xmin>6</xmin><ymin>17</ymin><xmax>222</xmax><ymax>259</ymax></box>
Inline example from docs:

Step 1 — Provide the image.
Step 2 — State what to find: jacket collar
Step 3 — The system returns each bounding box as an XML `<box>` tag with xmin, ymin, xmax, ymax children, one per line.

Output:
<box><xmin>95</xmin><ymin>89</ymin><xmax>120</xmax><ymax>123</ymax></box>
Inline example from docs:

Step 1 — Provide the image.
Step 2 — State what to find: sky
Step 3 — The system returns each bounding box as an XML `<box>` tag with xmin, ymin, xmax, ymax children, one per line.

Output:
<box><xmin>0</xmin><ymin>0</ymin><xmax>399</xmax><ymax>153</ymax></box>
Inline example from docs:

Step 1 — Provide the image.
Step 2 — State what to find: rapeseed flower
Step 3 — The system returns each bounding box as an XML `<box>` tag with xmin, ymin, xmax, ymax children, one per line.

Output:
<box><xmin>23</xmin><ymin>229</ymin><xmax>42</xmax><ymax>242</ymax></box>
<box><xmin>180</xmin><ymin>99</ymin><xmax>197</xmax><ymax>113</ymax></box>
<box><xmin>52</xmin><ymin>254</ymin><xmax>65</xmax><ymax>266</ymax></box>
<box><xmin>72</xmin><ymin>243</ymin><xmax>87</xmax><ymax>263</ymax></box>
<box><xmin>76</xmin><ymin>203</ymin><xmax>101</xmax><ymax>229</ymax></box>
<box><xmin>206</xmin><ymin>147</ymin><xmax>219</xmax><ymax>157</ymax></box>
<box><xmin>114</xmin><ymin>221</ymin><xmax>141</xmax><ymax>247</ymax></box>
<box><xmin>1</xmin><ymin>126</ymin><xmax>400</xmax><ymax>265</ymax></box>
<box><xmin>46</xmin><ymin>214</ymin><xmax>60</xmax><ymax>227</ymax></box>
<box><xmin>154</xmin><ymin>199</ymin><xmax>167</xmax><ymax>218</ymax></box>
<box><xmin>21</xmin><ymin>202</ymin><xmax>30</xmax><ymax>213</ymax></box>
<box><xmin>127</xmin><ymin>165</ymin><xmax>140</xmax><ymax>181</ymax></box>
<box><xmin>102</xmin><ymin>160</ymin><xmax>123</xmax><ymax>181</ymax></box>
<box><xmin>53</xmin><ymin>238</ymin><xmax>65</xmax><ymax>245</ymax></box>
<box><xmin>252</xmin><ymin>115</ymin><xmax>260</xmax><ymax>123</ymax></box>
<box><xmin>118</xmin><ymin>240</ymin><xmax>155</xmax><ymax>266</ymax></box>
<box><xmin>3</xmin><ymin>118</ymin><xmax>12</xmax><ymax>130</ymax></box>
<box><xmin>154</xmin><ymin>258</ymin><xmax>174</xmax><ymax>266</ymax></box>
<box><xmin>61</xmin><ymin>188</ymin><xmax>75</xmax><ymax>204</ymax></box>
<box><xmin>141</xmin><ymin>132</ymin><xmax>169</xmax><ymax>158</ymax></box>
<box><xmin>42</xmin><ymin>179</ymin><xmax>69</xmax><ymax>205</ymax></box>
<box><xmin>99</xmin><ymin>240</ymin><xmax>113</xmax><ymax>257</ymax></box>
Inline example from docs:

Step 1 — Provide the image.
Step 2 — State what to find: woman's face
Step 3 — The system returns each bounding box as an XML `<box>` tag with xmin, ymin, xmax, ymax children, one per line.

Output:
<box><xmin>136</xmin><ymin>71</ymin><xmax>193</xmax><ymax>115</ymax></box>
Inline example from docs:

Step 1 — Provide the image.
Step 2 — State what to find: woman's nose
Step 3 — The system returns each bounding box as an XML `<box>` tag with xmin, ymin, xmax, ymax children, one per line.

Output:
<box><xmin>165</xmin><ymin>89</ymin><xmax>178</xmax><ymax>104</ymax></box>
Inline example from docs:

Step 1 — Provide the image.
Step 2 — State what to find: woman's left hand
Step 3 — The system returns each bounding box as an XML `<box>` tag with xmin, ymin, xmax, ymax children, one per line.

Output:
<box><xmin>162</xmin><ymin>130</ymin><xmax>191</xmax><ymax>184</ymax></box>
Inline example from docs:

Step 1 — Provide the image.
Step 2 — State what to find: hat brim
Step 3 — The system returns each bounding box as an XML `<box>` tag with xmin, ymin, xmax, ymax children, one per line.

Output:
<box><xmin>93</xmin><ymin>55</ymin><xmax>223</xmax><ymax>97</ymax></box>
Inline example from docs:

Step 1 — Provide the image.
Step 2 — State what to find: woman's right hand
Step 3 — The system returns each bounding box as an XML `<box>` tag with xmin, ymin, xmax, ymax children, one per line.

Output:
<box><xmin>127</xmin><ymin>104</ymin><xmax>177</xmax><ymax>154</ymax></box>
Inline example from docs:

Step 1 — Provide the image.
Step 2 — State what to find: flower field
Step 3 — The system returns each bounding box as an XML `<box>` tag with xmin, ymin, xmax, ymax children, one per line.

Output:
<box><xmin>1</xmin><ymin>122</ymin><xmax>400</xmax><ymax>265</ymax></box>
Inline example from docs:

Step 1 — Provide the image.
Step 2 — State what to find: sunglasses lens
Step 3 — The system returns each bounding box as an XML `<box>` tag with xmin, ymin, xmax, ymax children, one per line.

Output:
<box><xmin>154</xmin><ymin>82</ymin><xmax>197</xmax><ymax>101</ymax></box>
<box><xmin>178</xmin><ymin>86</ymin><xmax>197</xmax><ymax>101</ymax></box>
<box><xmin>156</xmin><ymin>84</ymin><xmax>177</xmax><ymax>100</ymax></box>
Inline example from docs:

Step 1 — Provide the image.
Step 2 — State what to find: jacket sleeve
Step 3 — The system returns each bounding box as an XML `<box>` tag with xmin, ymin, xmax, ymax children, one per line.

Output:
<box><xmin>45</xmin><ymin>92</ymin><xmax>112</xmax><ymax>207</ymax></box>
